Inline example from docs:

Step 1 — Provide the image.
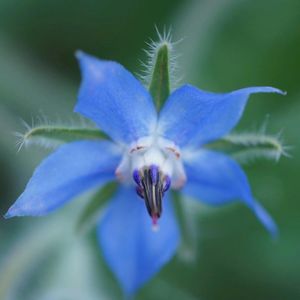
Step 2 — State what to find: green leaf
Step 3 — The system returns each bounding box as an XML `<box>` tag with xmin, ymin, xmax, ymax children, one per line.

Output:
<box><xmin>148</xmin><ymin>43</ymin><xmax>171</xmax><ymax>110</ymax></box>
<box><xmin>17</xmin><ymin>125</ymin><xmax>109</xmax><ymax>150</ymax></box>
<box><xmin>205</xmin><ymin>132</ymin><xmax>288</xmax><ymax>164</ymax></box>
<box><xmin>76</xmin><ymin>182</ymin><xmax>118</xmax><ymax>235</ymax></box>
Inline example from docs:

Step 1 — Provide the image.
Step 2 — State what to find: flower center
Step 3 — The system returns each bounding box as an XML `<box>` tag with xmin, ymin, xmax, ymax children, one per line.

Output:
<box><xmin>115</xmin><ymin>136</ymin><xmax>186</xmax><ymax>226</ymax></box>
<box><xmin>133</xmin><ymin>165</ymin><xmax>171</xmax><ymax>227</ymax></box>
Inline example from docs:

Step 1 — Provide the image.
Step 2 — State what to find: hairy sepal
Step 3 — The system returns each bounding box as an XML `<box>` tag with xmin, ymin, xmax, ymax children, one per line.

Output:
<box><xmin>148</xmin><ymin>42</ymin><xmax>171</xmax><ymax>110</ymax></box>
<box><xmin>16</xmin><ymin>124</ymin><xmax>109</xmax><ymax>151</ymax></box>
<box><xmin>205</xmin><ymin>132</ymin><xmax>288</xmax><ymax>164</ymax></box>
<box><xmin>141</xmin><ymin>28</ymin><xmax>181</xmax><ymax>111</ymax></box>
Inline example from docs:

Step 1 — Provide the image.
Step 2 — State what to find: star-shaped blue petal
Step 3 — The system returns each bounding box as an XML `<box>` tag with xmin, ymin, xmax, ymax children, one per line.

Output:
<box><xmin>5</xmin><ymin>49</ymin><xmax>285</xmax><ymax>296</ymax></box>
<box><xmin>75</xmin><ymin>51</ymin><xmax>157</xmax><ymax>144</ymax></box>
<box><xmin>5</xmin><ymin>141</ymin><xmax>121</xmax><ymax>217</ymax></box>
<box><xmin>98</xmin><ymin>187</ymin><xmax>179</xmax><ymax>294</ymax></box>
<box><xmin>158</xmin><ymin>84</ymin><xmax>285</xmax><ymax>147</ymax></box>
<box><xmin>183</xmin><ymin>149</ymin><xmax>277</xmax><ymax>236</ymax></box>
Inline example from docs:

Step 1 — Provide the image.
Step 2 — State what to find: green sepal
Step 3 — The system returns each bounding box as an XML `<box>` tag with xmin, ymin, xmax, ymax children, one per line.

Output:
<box><xmin>76</xmin><ymin>182</ymin><xmax>118</xmax><ymax>235</ymax></box>
<box><xmin>148</xmin><ymin>43</ymin><xmax>171</xmax><ymax>111</ymax></box>
<box><xmin>205</xmin><ymin>132</ymin><xmax>287</xmax><ymax>164</ymax></box>
<box><xmin>17</xmin><ymin>125</ymin><xmax>109</xmax><ymax>150</ymax></box>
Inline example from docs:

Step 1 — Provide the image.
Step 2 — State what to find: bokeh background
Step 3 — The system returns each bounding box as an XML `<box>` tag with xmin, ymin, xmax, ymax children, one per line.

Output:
<box><xmin>0</xmin><ymin>0</ymin><xmax>299</xmax><ymax>299</ymax></box>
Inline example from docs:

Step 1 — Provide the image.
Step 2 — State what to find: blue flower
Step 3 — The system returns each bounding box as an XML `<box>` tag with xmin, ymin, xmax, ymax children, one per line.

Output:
<box><xmin>5</xmin><ymin>51</ymin><xmax>284</xmax><ymax>295</ymax></box>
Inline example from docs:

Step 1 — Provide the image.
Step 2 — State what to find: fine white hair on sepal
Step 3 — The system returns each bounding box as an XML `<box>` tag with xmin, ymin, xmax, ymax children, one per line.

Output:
<box><xmin>138</xmin><ymin>26</ymin><xmax>183</xmax><ymax>91</ymax></box>
<box><xmin>226</xmin><ymin>129</ymin><xmax>290</xmax><ymax>165</ymax></box>
<box><xmin>14</xmin><ymin>114</ymin><xmax>97</xmax><ymax>152</ymax></box>
<box><xmin>213</xmin><ymin>114</ymin><xmax>290</xmax><ymax>165</ymax></box>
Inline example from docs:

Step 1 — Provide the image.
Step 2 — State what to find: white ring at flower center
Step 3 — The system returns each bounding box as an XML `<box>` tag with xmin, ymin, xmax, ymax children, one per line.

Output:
<box><xmin>115</xmin><ymin>136</ymin><xmax>186</xmax><ymax>189</ymax></box>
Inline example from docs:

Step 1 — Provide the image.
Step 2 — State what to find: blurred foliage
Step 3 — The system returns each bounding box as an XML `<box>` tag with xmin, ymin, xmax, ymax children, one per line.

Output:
<box><xmin>0</xmin><ymin>0</ymin><xmax>299</xmax><ymax>299</ymax></box>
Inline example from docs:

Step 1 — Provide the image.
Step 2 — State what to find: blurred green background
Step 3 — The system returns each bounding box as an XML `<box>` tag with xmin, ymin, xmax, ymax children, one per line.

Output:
<box><xmin>0</xmin><ymin>0</ymin><xmax>299</xmax><ymax>299</ymax></box>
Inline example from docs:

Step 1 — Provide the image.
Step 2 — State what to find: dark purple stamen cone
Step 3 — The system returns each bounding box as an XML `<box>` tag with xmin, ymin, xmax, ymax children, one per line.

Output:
<box><xmin>133</xmin><ymin>167</ymin><xmax>171</xmax><ymax>223</ymax></box>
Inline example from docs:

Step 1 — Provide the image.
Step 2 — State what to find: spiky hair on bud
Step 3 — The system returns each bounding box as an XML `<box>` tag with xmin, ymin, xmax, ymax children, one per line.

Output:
<box><xmin>139</xmin><ymin>26</ymin><xmax>183</xmax><ymax>90</ymax></box>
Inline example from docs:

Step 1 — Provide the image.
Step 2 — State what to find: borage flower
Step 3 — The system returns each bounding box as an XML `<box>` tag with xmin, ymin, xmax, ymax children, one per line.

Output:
<box><xmin>5</xmin><ymin>36</ymin><xmax>285</xmax><ymax>295</ymax></box>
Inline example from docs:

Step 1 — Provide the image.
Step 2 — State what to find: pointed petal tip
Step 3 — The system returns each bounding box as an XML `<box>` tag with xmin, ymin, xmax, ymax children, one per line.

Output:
<box><xmin>75</xmin><ymin>50</ymin><xmax>104</xmax><ymax>64</ymax></box>
<box><xmin>280</xmin><ymin>89</ymin><xmax>287</xmax><ymax>96</ymax></box>
<box><xmin>75</xmin><ymin>50</ymin><xmax>85</xmax><ymax>60</ymax></box>
<box><xmin>4</xmin><ymin>206</ymin><xmax>16</xmax><ymax>219</ymax></box>
<box><xmin>263</xmin><ymin>214</ymin><xmax>279</xmax><ymax>239</ymax></box>
<box><xmin>251</xmin><ymin>200</ymin><xmax>279</xmax><ymax>238</ymax></box>
<box><xmin>75</xmin><ymin>50</ymin><xmax>88</xmax><ymax>71</ymax></box>
<box><xmin>267</xmin><ymin>87</ymin><xmax>287</xmax><ymax>96</ymax></box>
<box><xmin>4</xmin><ymin>204</ymin><xmax>28</xmax><ymax>219</ymax></box>
<box><xmin>75</xmin><ymin>50</ymin><xmax>96</xmax><ymax>66</ymax></box>
<box><xmin>237</xmin><ymin>86</ymin><xmax>287</xmax><ymax>96</ymax></box>
<box><xmin>270</xmin><ymin>225</ymin><xmax>279</xmax><ymax>240</ymax></box>
<box><xmin>4</xmin><ymin>212</ymin><xmax>12</xmax><ymax>219</ymax></box>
